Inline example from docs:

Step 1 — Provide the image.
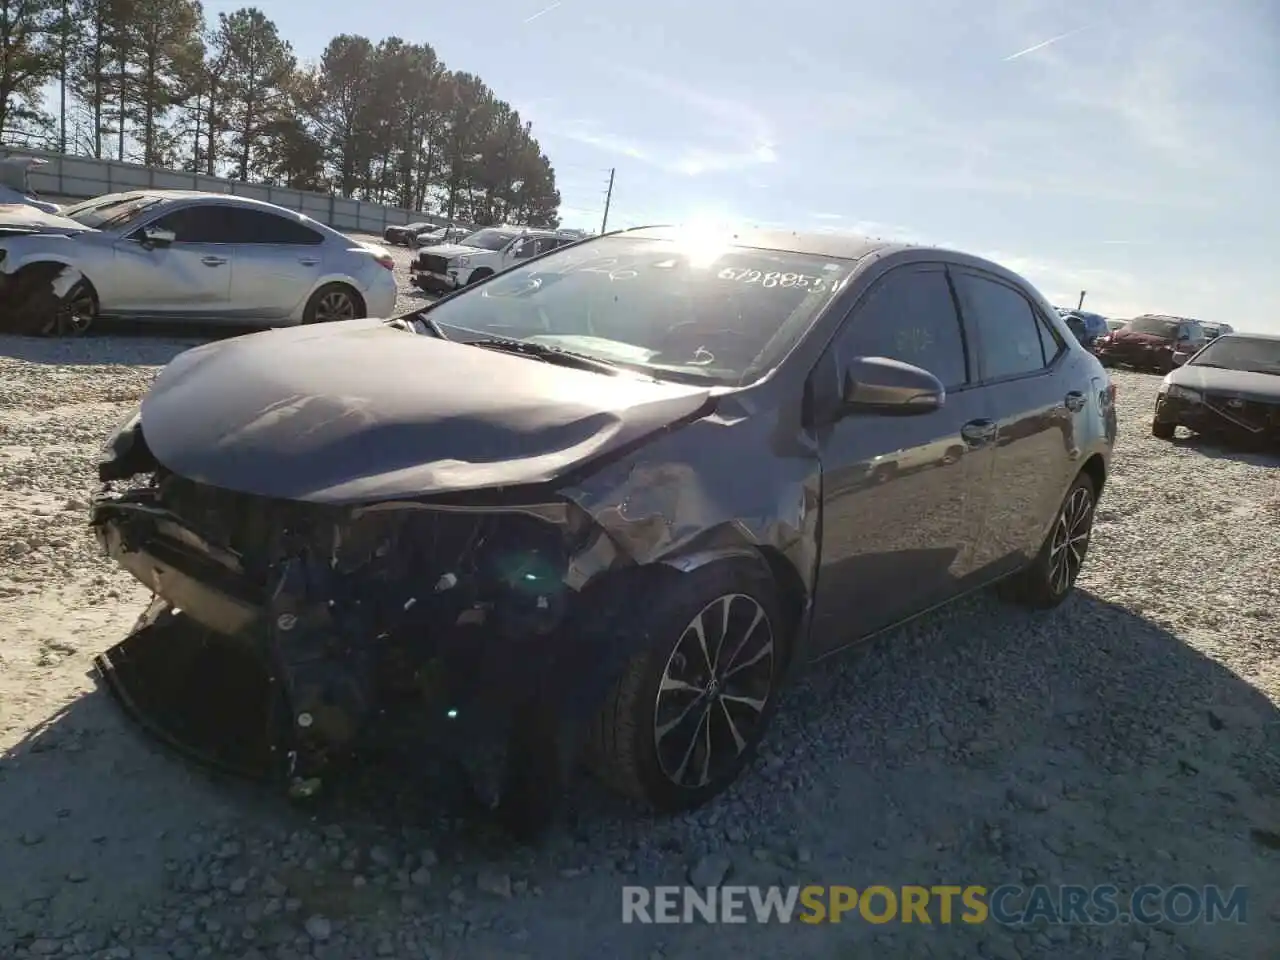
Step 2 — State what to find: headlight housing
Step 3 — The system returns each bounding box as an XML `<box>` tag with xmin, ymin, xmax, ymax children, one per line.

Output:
<box><xmin>1166</xmin><ymin>384</ymin><xmax>1200</xmax><ymax>401</ymax></box>
<box><xmin>453</xmin><ymin>256</ymin><xmax>470</xmax><ymax>268</ymax></box>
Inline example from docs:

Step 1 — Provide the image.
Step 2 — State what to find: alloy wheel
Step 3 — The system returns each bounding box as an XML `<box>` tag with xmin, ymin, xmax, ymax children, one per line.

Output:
<box><xmin>314</xmin><ymin>290</ymin><xmax>358</xmax><ymax>322</ymax></box>
<box><xmin>652</xmin><ymin>593</ymin><xmax>776</xmax><ymax>789</ymax></box>
<box><xmin>43</xmin><ymin>288</ymin><xmax>95</xmax><ymax>337</ymax></box>
<box><xmin>1048</xmin><ymin>486</ymin><xmax>1093</xmax><ymax>596</ymax></box>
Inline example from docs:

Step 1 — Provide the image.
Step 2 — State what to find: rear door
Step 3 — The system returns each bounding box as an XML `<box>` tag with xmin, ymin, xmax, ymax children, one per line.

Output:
<box><xmin>109</xmin><ymin>204</ymin><xmax>234</xmax><ymax>319</ymax></box>
<box><xmin>217</xmin><ymin>206</ymin><xmax>327</xmax><ymax>322</ymax></box>
<box><xmin>810</xmin><ymin>263</ymin><xmax>994</xmax><ymax>654</ymax></box>
<box><xmin>949</xmin><ymin>268</ymin><xmax>1079</xmax><ymax>575</ymax></box>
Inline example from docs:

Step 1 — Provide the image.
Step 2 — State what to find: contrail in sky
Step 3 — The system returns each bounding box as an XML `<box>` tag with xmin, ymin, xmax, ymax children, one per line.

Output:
<box><xmin>524</xmin><ymin>1</ymin><xmax>562</xmax><ymax>23</ymax></box>
<box><xmin>1003</xmin><ymin>26</ymin><xmax>1088</xmax><ymax>61</ymax></box>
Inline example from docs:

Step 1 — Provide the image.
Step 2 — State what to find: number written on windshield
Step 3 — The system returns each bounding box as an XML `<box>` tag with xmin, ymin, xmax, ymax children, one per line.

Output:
<box><xmin>717</xmin><ymin>266</ymin><xmax>839</xmax><ymax>291</ymax></box>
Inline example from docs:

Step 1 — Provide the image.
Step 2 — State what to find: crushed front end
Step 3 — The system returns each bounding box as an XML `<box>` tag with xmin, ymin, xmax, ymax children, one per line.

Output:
<box><xmin>89</xmin><ymin>414</ymin><xmax>620</xmax><ymax>824</ymax></box>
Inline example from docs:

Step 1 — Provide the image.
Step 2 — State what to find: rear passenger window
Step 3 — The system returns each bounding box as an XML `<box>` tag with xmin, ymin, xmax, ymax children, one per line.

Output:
<box><xmin>836</xmin><ymin>266</ymin><xmax>969</xmax><ymax>388</ymax></box>
<box><xmin>953</xmin><ymin>273</ymin><xmax>1047</xmax><ymax>380</ymax></box>
<box><xmin>220</xmin><ymin>207</ymin><xmax>325</xmax><ymax>245</ymax></box>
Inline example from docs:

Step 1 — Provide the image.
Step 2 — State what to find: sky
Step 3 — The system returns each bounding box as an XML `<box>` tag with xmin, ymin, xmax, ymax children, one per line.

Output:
<box><xmin>211</xmin><ymin>0</ymin><xmax>1277</xmax><ymax>330</ymax></box>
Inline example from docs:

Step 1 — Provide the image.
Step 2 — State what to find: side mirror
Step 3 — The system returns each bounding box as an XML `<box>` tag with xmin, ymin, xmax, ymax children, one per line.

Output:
<box><xmin>140</xmin><ymin>225</ymin><xmax>175</xmax><ymax>247</ymax></box>
<box><xmin>842</xmin><ymin>356</ymin><xmax>945</xmax><ymax>415</ymax></box>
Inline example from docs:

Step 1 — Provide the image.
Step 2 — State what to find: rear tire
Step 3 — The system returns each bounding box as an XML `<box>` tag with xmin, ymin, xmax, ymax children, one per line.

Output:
<box><xmin>1000</xmin><ymin>472</ymin><xmax>1097</xmax><ymax>609</ymax></box>
<box><xmin>587</xmin><ymin>559</ymin><xmax>788</xmax><ymax>813</ymax></box>
<box><xmin>302</xmin><ymin>283</ymin><xmax>365</xmax><ymax>324</ymax></box>
<box><xmin>1151</xmin><ymin>420</ymin><xmax>1176</xmax><ymax>440</ymax></box>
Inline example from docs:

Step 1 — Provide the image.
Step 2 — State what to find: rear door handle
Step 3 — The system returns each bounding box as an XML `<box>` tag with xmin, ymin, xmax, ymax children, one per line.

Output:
<box><xmin>1064</xmin><ymin>390</ymin><xmax>1086</xmax><ymax>412</ymax></box>
<box><xmin>200</xmin><ymin>256</ymin><xmax>227</xmax><ymax>266</ymax></box>
<box><xmin>298</xmin><ymin>257</ymin><xmax>320</xmax><ymax>266</ymax></box>
<box><xmin>961</xmin><ymin>418</ymin><xmax>997</xmax><ymax>446</ymax></box>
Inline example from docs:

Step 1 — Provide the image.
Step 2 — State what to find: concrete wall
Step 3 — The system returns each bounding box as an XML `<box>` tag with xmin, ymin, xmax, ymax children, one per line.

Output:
<box><xmin>0</xmin><ymin>147</ymin><xmax>475</xmax><ymax>236</ymax></box>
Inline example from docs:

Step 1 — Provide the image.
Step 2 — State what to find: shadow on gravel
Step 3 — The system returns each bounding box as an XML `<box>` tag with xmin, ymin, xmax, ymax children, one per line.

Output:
<box><xmin>0</xmin><ymin>321</ymin><xmax>260</xmax><ymax>367</ymax></box>
<box><xmin>1170</xmin><ymin>433</ymin><xmax>1280</xmax><ymax>467</ymax></box>
<box><xmin>2</xmin><ymin>587</ymin><xmax>1276</xmax><ymax>958</ymax></box>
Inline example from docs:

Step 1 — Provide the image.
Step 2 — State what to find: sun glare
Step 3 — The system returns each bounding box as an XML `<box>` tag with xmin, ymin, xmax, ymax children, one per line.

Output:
<box><xmin>672</xmin><ymin>216</ymin><xmax>735</xmax><ymax>269</ymax></box>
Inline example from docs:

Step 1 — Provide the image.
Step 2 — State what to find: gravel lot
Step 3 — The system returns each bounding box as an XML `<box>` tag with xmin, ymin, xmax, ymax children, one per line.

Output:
<box><xmin>1</xmin><ymin>251</ymin><xmax>1278</xmax><ymax>960</ymax></box>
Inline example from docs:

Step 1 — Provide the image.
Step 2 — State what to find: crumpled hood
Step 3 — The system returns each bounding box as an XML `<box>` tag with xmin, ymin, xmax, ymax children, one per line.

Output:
<box><xmin>416</xmin><ymin>242</ymin><xmax>485</xmax><ymax>260</ymax></box>
<box><xmin>1168</xmin><ymin>365</ymin><xmax>1280</xmax><ymax>401</ymax></box>
<box><xmin>138</xmin><ymin>319</ymin><xmax>713</xmax><ymax>504</ymax></box>
<box><xmin>0</xmin><ymin>203</ymin><xmax>88</xmax><ymax>235</ymax></box>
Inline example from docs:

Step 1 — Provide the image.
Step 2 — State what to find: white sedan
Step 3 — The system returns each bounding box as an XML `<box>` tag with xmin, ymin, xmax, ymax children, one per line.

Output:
<box><xmin>0</xmin><ymin>190</ymin><xmax>398</xmax><ymax>335</ymax></box>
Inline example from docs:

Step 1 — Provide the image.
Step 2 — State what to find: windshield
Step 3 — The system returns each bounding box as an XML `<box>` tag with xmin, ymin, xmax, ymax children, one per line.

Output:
<box><xmin>460</xmin><ymin>228</ymin><xmax>519</xmax><ymax>251</ymax></box>
<box><xmin>420</xmin><ymin>234</ymin><xmax>854</xmax><ymax>385</ymax></box>
<box><xmin>1123</xmin><ymin>317</ymin><xmax>1180</xmax><ymax>338</ymax></box>
<box><xmin>1189</xmin><ymin>336</ymin><xmax>1280</xmax><ymax>375</ymax></box>
<box><xmin>64</xmin><ymin>194</ymin><xmax>163</xmax><ymax>230</ymax></box>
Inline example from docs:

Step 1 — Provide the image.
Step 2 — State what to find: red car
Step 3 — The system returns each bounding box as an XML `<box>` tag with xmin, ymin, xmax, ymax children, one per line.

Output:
<box><xmin>1094</xmin><ymin>315</ymin><xmax>1208</xmax><ymax>374</ymax></box>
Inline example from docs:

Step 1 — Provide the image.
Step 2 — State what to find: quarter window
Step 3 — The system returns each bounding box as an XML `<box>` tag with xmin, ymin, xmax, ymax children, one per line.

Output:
<box><xmin>835</xmin><ymin>267</ymin><xmax>969</xmax><ymax>388</ymax></box>
<box><xmin>1037</xmin><ymin>313</ymin><xmax>1066</xmax><ymax>362</ymax></box>
<box><xmin>953</xmin><ymin>273</ymin><xmax>1048</xmax><ymax>380</ymax></box>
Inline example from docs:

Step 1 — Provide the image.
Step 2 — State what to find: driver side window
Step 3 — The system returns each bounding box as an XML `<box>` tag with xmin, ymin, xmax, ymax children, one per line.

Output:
<box><xmin>136</xmin><ymin>206</ymin><xmax>228</xmax><ymax>244</ymax></box>
<box><xmin>835</xmin><ymin>266</ymin><xmax>970</xmax><ymax>389</ymax></box>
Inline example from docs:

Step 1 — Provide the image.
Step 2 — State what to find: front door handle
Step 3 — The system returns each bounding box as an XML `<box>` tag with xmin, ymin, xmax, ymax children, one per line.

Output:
<box><xmin>961</xmin><ymin>418</ymin><xmax>997</xmax><ymax>447</ymax></box>
<box><xmin>1064</xmin><ymin>390</ymin><xmax>1086</xmax><ymax>412</ymax></box>
<box><xmin>200</xmin><ymin>256</ymin><xmax>227</xmax><ymax>266</ymax></box>
<box><xmin>298</xmin><ymin>257</ymin><xmax>320</xmax><ymax>266</ymax></box>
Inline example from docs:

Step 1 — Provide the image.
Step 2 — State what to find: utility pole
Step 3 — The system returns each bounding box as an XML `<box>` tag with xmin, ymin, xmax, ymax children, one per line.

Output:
<box><xmin>600</xmin><ymin>168</ymin><xmax>615</xmax><ymax>234</ymax></box>
<box><xmin>1077</xmin><ymin>289</ymin><xmax>1087</xmax><ymax>310</ymax></box>
<box><xmin>58</xmin><ymin>0</ymin><xmax>68</xmax><ymax>154</ymax></box>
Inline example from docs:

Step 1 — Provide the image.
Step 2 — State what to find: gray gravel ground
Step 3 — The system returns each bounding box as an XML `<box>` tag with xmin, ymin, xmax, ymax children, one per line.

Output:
<box><xmin>1</xmin><ymin>252</ymin><xmax>1278</xmax><ymax>960</ymax></box>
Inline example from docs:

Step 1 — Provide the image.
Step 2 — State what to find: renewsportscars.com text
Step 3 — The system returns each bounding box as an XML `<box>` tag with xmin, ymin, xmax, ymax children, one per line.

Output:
<box><xmin>621</xmin><ymin>884</ymin><xmax>1249</xmax><ymax>926</ymax></box>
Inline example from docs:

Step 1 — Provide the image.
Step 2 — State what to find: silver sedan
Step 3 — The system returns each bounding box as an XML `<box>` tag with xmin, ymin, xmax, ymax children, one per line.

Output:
<box><xmin>0</xmin><ymin>190</ymin><xmax>398</xmax><ymax>333</ymax></box>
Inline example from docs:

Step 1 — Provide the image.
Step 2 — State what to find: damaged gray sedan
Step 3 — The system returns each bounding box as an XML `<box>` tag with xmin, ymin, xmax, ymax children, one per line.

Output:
<box><xmin>90</xmin><ymin>225</ymin><xmax>1116</xmax><ymax>836</ymax></box>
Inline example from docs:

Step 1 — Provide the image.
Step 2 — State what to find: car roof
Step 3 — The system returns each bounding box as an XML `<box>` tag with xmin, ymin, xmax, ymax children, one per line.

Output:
<box><xmin>1217</xmin><ymin>331</ymin><xmax>1280</xmax><ymax>342</ymax></box>
<box><xmin>82</xmin><ymin>189</ymin><xmax>318</xmax><ymax>217</ymax></box>
<box><xmin>606</xmin><ymin>225</ymin><xmax>1051</xmax><ymax>295</ymax></box>
<box><xmin>614</xmin><ymin>225</ymin><xmax>889</xmax><ymax>261</ymax></box>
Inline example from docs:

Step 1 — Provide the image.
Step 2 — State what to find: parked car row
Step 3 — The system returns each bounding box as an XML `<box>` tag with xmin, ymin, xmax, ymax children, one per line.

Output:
<box><xmin>410</xmin><ymin>225</ymin><xmax>581</xmax><ymax>293</ymax></box>
<box><xmin>382</xmin><ymin>221</ymin><xmax>473</xmax><ymax>248</ymax></box>
<box><xmin>90</xmin><ymin>224</ymin><xmax>1119</xmax><ymax>836</ymax></box>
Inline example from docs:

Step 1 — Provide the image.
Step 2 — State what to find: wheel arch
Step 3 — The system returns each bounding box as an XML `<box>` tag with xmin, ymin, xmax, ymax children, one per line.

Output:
<box><xmin>1079</xmin><ymin>452</ymin><xmax>1106</xmax><ymax>497</ymax></box>
<box><xmin>660</xmin><ymin>543</ymin><xmax>808</xmax><ymax>666</ymax></box>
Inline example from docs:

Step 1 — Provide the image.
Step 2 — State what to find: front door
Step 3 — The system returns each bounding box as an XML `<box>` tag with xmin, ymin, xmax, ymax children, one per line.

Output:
<box><xmin>108</xmin><ymin>205</ymin><xmax>233</xmax><ymax>319</ymax></box>
<box><xmin>810</xmin><ymin>263</ymin><xmax>995</xmax><ymax>656</ymax></box>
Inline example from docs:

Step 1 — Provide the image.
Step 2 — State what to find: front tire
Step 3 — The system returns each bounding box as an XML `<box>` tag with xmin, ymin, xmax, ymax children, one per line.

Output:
<box><xmin>1001</xmin><ymin>472</ymin><xmax>1097</xmax><ymax>609</ymax></box>
<box><xmin>1152</xmin><ymin>420</ymin><xmax>1176</xmax><ymax>440</ymax></box>
<box><xmin>587</xmin><ymin>559</ymin><xmax>788</xmax><ymax>813</ymax></box>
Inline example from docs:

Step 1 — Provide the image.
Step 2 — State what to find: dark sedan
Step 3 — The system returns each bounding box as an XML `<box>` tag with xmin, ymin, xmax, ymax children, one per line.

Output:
<box><xmin>383</xmin><ymin>220</ymin><xmax>436</xmax><ymax>246</ymax></box>
<box><xmin>1152</xmin><ymin>332</ymin><xmax>1280</xmax><ymax>445</ymax></box>
<box><xmin>89</xmin><ymin>226</ymin><xmax>1115</xmax><ymax>836</ymax></box>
